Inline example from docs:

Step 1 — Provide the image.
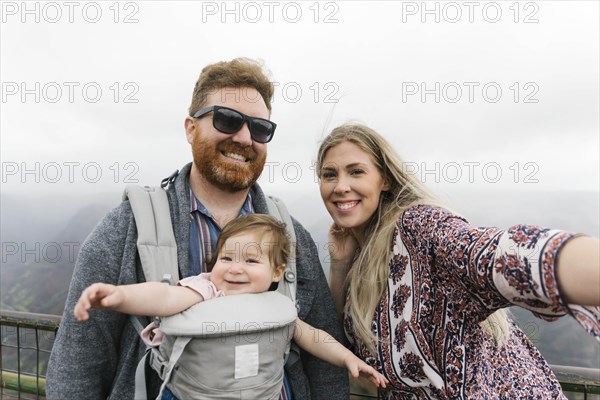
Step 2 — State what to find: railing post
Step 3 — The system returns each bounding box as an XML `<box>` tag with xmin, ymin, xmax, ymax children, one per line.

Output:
<box><xmin>35</xmin><ymin>325</ymin><xmax>40</xmax><ymax>397</ymax></box>
<box><xmin>17</xmin><ymin>324</ymin><xmax>21</xmax><ymax>398</ymax></box>
<box><xmin>1</xmin><ymin>323</ymin><xmax>3</xmax><ymax>398</ymax></box>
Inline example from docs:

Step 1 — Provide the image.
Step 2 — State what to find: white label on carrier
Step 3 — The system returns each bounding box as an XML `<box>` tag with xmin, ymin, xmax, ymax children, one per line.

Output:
<box><xmin>235</xmin><ymin>344</ymin><xmax>259</xmax><ymax>379</ymax></box>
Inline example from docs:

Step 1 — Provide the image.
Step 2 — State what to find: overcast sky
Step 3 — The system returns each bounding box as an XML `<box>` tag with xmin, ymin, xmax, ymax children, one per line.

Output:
<box><xmin>1</xmin><ymin>1</ymin><xmax>599</xmax><ymax>215</ymax></box>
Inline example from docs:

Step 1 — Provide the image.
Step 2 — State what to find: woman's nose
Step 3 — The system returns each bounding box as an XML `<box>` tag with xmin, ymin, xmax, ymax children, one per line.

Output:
<box><xmin>333</xmin><ymin>178</ymin><xmax>351</xmax><ymax>194</ymax></box>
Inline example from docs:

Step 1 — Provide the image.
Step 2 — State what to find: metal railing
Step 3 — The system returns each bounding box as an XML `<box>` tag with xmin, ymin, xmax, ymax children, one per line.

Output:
<box><xmin>1</xmin><ymin>310</ymin><xmax>599</xmax><ymax>399</ymax></box>
<box><xmin>1</xmin><ymin>310</ymin><xmax>60</xmax><ymax>399</ymax></box>
<box><xmin>553</xmin><ymin>365</ymin><xmax>600</xmax><ymax>398</ymax></box>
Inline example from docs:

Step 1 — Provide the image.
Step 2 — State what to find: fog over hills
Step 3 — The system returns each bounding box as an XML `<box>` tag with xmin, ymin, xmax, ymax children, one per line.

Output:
<box><xmin>1</xmin><ymin>191</ymin><xmax>120</xmax><ymax>244</ymax></box>
<box><xmin>1</xmin><ymin>192</ymin><xmax>117</xmax><ymax>314</ymax></box>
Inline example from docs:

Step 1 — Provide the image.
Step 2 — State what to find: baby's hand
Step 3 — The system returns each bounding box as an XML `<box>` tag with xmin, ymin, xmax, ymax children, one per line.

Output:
<box><xmin>344</xmin><ymin>354</ymin><xmax>389</xmax><ymax>388</ymax></box>
<box><xmin>74</xmin><ymin>283</ymin><xmax>124</xmax><ymax>321</ymax></box>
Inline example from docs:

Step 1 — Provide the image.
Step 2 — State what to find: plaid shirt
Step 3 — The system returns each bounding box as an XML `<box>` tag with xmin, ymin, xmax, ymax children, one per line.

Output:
<box><xmin>188</xmin><ymin>188</ymin><xmax>254</xmax><ymax>275</ymax></box>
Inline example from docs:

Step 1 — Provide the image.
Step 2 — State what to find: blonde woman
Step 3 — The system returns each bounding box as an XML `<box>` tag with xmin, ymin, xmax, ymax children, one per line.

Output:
<box><xmin>318</xmin><ymin>123</ymin><xmax>599</xmax><ymax>399</ymax></box>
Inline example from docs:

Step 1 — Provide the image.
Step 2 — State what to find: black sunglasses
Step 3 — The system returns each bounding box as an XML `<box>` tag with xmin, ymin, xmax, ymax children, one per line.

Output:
<box><xmin>192</xmin><ymin>106</ymin><xmax>276</xmax><ymax>144</ymax></box>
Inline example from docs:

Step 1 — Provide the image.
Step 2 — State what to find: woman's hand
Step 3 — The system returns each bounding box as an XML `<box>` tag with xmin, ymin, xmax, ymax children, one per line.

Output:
<box><xmin>328</xmin><ymin>223</ymin><xmax>359</xmax><ymax>265</ymax></box>
<box><xmin>328</xmin><ymin>224</ymin><xmax>359</xmax><ymax>317</ymax></box>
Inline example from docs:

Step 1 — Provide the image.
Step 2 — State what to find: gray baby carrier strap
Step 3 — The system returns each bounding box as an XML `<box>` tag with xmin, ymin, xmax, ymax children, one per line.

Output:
<box><xmin>123</xmin><ymin>185</ymin><xmax>179</xmax><ymax>285</ymax></box>
<box><xmin>267</xmin><ymin>195</ymin><xmax>297</xmax><ymax>304</ymax></box>
<box><xmin>123</xmin><ymin>183</ymin><xmax>298</xmax><ymax>399</ymax></box>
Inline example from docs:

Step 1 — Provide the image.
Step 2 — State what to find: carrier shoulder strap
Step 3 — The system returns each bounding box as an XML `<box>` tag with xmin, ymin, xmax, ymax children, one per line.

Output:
<box><xmin>265</xmin><ymin>195</ymin><xmax>300</xmax><ymax>367</ymax></box>
<box><xmin>122</xmin><ymin>185</ymin><xmax>179</xmax><ymax>285</ymax></box>
<box><xmin>266</xmin><ymin>195</ymin><xmax>297</xmax><ymax>304</ymax></box>
<box><xmin>124</xmin><ymin>184</ymin><xmax>179</xmax><ymax>400</ymax></box>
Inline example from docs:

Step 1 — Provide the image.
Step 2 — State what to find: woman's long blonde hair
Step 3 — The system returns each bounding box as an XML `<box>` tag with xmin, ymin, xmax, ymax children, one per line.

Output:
<box><xmin>317</xmin><ymin>123</ymin><xmax>508</xmax><ymax>354</ymax></box>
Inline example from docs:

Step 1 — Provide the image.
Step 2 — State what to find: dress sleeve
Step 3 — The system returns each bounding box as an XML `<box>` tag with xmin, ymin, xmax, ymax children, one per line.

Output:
<box><xmin>492</xmin><ymin>224</ymin><xmax>599</xmax><ymax>340</ymax></box>
<box><xmin>178</xmin><ymin>273</ymin><xmax>224</xmax><ymax>300</ymax></box>
<box><xmin>405</xmin><ymin>206</ymin><xmax>599</xmax><ymax>341</ymax></box>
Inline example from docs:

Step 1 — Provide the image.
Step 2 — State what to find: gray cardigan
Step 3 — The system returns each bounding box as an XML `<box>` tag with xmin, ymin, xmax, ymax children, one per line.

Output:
<box><xmin>46</xmin><ymin>163</ymin><xmax>349</xmax><ymax>399</ymax></box>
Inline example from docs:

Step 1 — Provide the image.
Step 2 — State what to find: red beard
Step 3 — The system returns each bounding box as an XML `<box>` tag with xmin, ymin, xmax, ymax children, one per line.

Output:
<box><xmin>192</xmin><ymin>133</ymin><xmax>266</xmax><ymax>192</ymax></box>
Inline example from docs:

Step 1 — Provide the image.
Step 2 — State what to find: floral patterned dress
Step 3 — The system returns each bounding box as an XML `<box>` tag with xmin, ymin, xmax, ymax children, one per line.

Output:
<box><xmin>344</xmin><ymin>206</ymin><xmax>599</xmax><ymax>399</ymax></box>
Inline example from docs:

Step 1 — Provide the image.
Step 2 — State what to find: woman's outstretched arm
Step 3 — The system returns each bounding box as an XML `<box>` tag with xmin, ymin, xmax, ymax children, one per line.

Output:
<box><xmin>556</xmin><ymin>236</ymin><xmax>600</xmax><ymax>306</ymax></box>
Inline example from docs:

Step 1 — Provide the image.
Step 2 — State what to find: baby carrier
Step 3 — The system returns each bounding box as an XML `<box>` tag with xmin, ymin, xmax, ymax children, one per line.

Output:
<box><xmin>124</xmin><ymin>179</ymin><xmax>298</xmax><ymax>400</ymax></box>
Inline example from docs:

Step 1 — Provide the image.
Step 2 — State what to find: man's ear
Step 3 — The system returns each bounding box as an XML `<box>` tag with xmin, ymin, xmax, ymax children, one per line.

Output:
<box><xmin>184</xmin><ymin>117</ymin><xmax>197</xmax><ymax>145</ymax></box>
<box><xmin>272</xmin><ymin>263</ymin><xmax>286</xmax><ymax>282</ymax></box>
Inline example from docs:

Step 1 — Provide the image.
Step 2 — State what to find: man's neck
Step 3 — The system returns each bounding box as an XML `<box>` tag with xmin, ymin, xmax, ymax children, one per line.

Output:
<box><xmin>188</xmin><ymin>164</ymin><xmax>251</xmax><ymax>228</ymax></box>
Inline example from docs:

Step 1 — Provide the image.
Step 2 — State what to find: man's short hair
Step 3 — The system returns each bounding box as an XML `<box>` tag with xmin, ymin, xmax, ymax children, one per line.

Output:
<box><xmin>189</xmin><ymin>58</ymin><xmax>274</xmax><ymax>116</ymax></box>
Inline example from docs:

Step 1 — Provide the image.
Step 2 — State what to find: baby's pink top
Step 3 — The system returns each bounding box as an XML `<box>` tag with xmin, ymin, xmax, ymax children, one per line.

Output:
<box><xmin>140</xmin><ymin>273</ymin><xmax>224</xmax><ymax>346</ymax></box>
<box><xmin>178</xmin><ymin>272</ymin><xmax>224</xmax><ymax>300</ymax></box>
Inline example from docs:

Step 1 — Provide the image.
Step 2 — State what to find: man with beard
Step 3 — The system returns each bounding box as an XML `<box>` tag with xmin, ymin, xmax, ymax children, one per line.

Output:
<box><xmin>46</xmin><ymin>58</ymin><xmax>349</xmax><ymax>400</ymax></box>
